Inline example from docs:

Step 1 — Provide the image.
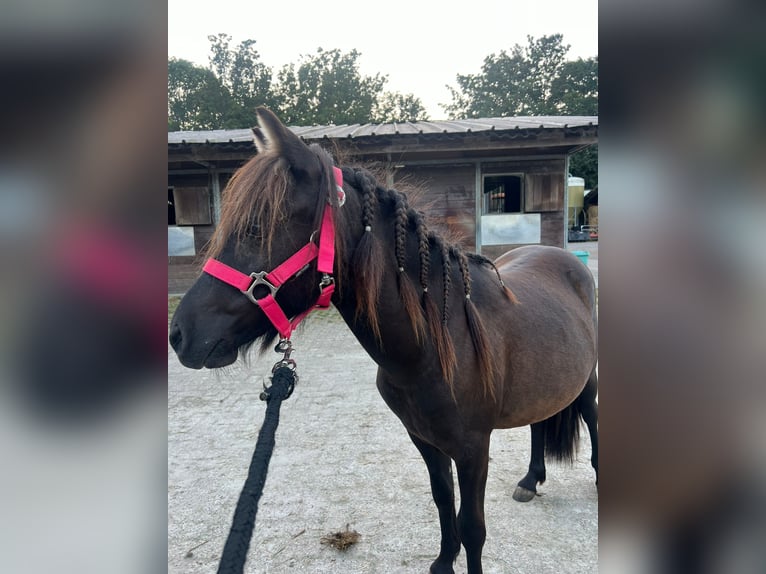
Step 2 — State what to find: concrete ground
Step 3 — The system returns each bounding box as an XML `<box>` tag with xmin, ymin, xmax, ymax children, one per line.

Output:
<box><xmin>168</xmin><ymin>294</ymin><xmax>598</xmax><ymax>573</ymax></box>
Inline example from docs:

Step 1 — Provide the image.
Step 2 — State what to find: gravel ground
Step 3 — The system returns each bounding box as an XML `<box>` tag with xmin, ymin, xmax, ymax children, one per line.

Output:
<box><xmin>168</xmin><ymin>308</ymin><xmax>597</xmax><ymax>574</ymax></box>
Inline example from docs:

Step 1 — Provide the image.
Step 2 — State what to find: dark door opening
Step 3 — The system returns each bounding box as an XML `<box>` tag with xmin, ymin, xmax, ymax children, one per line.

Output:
<box><xmin>483</xmin><ymin>175</ymin><xmax>523</xmax><ymax>214</ymax></box>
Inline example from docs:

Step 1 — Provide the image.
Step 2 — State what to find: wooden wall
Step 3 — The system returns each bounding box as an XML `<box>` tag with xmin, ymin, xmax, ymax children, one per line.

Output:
<box><xmin>394</xmin><ymin>158</ymin><xmax>566</xmax><ymax>258</ymax></box>
<box><xmin>395</xmin><ymin>164</ymin><xmax>477</xmax><ymax>251</ymax></box>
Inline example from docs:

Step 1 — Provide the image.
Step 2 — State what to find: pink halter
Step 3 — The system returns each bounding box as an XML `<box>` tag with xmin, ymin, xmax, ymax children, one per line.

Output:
<box><xmin>202</xmin><ymin>167</ymin><xmax>344</xmax><ymax>340</ymax></box>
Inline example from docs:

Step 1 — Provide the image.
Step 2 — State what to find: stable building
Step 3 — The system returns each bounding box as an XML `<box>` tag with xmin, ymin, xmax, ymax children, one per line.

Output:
<box><xmin>168</xmin><ymin>116</ymin><xmax>597</xmax><ymax>293</ymax></box>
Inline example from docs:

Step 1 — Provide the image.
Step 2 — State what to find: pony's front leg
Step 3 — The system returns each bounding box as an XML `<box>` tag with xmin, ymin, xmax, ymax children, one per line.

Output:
<box><xmin>456</xmin><ymin>435</ymin><xmax>491</xmax><ymax>574</ymax></box>
<box><xmin>408</xmin><ymin>433</ymin><xmax>460</xmax><ymax>574</ymax></box>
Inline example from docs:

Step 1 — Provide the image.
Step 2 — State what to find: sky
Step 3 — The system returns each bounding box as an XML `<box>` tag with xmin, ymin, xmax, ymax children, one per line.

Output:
<box><xmin>168</xmin><ymin>0</ymin><xmax>597</xmax><ymax>121</ymax></box>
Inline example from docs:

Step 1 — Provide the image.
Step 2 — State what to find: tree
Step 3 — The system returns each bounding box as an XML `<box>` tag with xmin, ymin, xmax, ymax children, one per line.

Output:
<box><xmin>372</xmin><ymin>92</ymin><xmax>429</xmax><ymax>123</ymax></box>
<box><xmin>168</xmin><ymin>58</ymin><xmax>230</xmax><ymax>131</ymax></box>
<box><xmin>569</xmin><ymin>145</ymin><xmax>598</xmax><ymax>190</ymax></box>
<box><xmin>444</xmin><ymin>34</ymin><xmax>570</xmax><ymax>118</ymax></box>
<box><xmin>206</xmin><ymin>34</ymin><xmax>280</xmax><ymax>127</ymax></box>
<box><xmin>554</xmin><ymin>56</ymin><xmax>598</xmax><ymax>188</ymax></box>
<box><xmin>275</xmin><ymin>48</ymin><xmax>387</xmax><ymax>125</ymax></box>
<box><xmin>551</xmin><ymin>56</ymin><xmax>598</xmax><ymax>115</ymax></box>
<box><xmin>169</xmin><ymin>36</ymin><xmax>431</xmax><ymax>129</ymax></box>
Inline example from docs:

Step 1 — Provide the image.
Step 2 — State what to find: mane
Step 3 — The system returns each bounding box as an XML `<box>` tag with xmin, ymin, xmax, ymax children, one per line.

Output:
<box><xmin>206</xmin><ymin>153</ymin><xmax>290</xmax><ymax>262</ymax></box>
<box><xmin>341</xmin><ymin>166</ymin><xmax>516</xmax><ymax>400</ymax></box>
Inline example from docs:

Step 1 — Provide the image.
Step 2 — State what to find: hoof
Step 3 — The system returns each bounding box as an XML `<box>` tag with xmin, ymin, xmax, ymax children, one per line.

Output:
<box><xmin>512</xmin><ymin>485</ymin><xmax>537</xmax><ymax>502</ymax></box>
<box><xmin>430</xmin><ymin>562</ymin><xmax>455</xmax><ymax>574</ymax></box>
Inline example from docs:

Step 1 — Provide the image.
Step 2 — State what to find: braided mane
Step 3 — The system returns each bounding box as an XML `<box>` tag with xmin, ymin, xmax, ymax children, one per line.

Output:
<box><xmin>342</xmin><ymin>165</ymin><xmax>515</xmax><ymax>399</ymax></box>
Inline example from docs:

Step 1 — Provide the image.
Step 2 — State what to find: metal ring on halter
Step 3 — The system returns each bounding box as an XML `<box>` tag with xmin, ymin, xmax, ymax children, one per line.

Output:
<box><xmin>241</xmin><ymin>271</ymin><xmax>279</xmax><ymax>304</ymax></box>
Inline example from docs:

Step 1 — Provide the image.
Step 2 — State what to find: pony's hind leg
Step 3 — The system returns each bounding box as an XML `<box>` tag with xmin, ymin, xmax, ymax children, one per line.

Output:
<box><xmin>514</xmin><ymin>370</ymin><xmax>599</xmax><ymax>502</ymax></box>
<box><xmin>408</xmin><ymin>433</ymin><xmax>460</xmax><ymax>574</ymax></box>
<box><xmin>513</xmin><ymin>422</ymin><xmax>546</xmax><ymax>502</ymax></box>
<box><xmin>578</xmin><ymin>369</ymin><xmax>599</xmax><ymax>486</ymax></box>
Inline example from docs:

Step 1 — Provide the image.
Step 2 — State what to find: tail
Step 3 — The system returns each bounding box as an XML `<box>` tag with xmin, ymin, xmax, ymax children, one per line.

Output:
<box><xmin>541</xmin><ymin>394</ymin><xmax>585</xmax><ymax>464</ymax></box>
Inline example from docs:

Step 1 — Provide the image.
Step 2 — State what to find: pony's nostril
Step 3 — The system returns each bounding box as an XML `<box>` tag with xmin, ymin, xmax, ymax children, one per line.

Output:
<box><xmin>169</xmin><ymin>322</ymin><xmax>183</xmax><ymax>350</ymax></box>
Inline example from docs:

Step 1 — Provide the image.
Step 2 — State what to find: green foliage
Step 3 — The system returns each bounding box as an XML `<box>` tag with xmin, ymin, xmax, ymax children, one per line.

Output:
<box><xmin>206</xmin><ymin>34</ymin><xmax>281</xmax><ymax>127</ymax></box>
<box><xmin>168</xmin><ymin>58</ymin><xmax>230</xmax><ymax>131</ymax></box>
<box><xmin>373</xmin><ymin>92</ymin><xmax>429</xmax><ymax>123</ymax></box>
<box><xmin>168</xmin><ymin>37</ymin><xmax>430</xmax><ymax>130</ymax></box>
<box><xmin>444</xmin><ymin>34</ymin><xmax>571</xmax><ymax>118</ymax></box>
<box><xmin>275</xmin><ymin>48</ymin><xmax>387</xmax><ymax>125</ymax></box>
<box><xmin>169</xmin><ymin>35</ymin><xmax>278</xmax><ymax>130</ymax></box>
<box><xmin>551</xmin><ymin>56</ymin><xmax>598</xmax><ymax>115</ymax></box>
<box><xmin>569</xmin><ymin>144</ymin><xmax>598</xmax><ymax>189</ymax></box>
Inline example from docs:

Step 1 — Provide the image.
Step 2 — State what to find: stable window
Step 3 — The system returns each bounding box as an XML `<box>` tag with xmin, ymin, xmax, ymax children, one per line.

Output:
<box><xmin>171</xmin><ymin>186</ymin><xmax>212</xmax><ymax>225</ymax></box>
<box><xmin>483</xmin><ymin>175</ymin><xmax>523</xmax><ymax>214</ymax></box>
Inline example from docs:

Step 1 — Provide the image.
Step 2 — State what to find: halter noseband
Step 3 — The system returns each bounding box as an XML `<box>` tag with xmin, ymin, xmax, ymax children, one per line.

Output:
<box><xmin>202</xmin><ymin>166</ymin><xmax>345</xmax><ymax>340</ymax></box>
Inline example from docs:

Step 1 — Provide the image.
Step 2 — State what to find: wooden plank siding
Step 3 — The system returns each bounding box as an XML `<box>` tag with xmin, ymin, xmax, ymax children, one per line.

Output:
<box><xmin>395</xmin><ymin>164</ymin><xmax>477</xmax><ymax>251</ymax></box>
<box><xmin>525</xmin><ymin>173</ymin><xmax>564</xmax><ymax>212</ymax></box>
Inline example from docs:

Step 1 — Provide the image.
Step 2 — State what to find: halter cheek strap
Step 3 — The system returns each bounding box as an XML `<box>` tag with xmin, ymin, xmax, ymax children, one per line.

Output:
<box><xmin>202</xmin><ymin>167</ymin><xmax>343</xmax><ymax>340</ymax></box>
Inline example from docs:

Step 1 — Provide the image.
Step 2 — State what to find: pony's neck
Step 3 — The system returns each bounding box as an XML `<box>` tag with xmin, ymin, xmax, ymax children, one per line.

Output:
<box><xmin>329</xmin><ymin>169</ymin><xmax>461</xmax><ymax>381</ymax></box>
<box><xmin>331</xmin><ymin>188</ymin><xmax>426</xmax><ymax>369</ymax></box>
<box><xmin>327</xmin><ymin>167</ymin><xmax>507</xmax><ymax>394</ymax></box>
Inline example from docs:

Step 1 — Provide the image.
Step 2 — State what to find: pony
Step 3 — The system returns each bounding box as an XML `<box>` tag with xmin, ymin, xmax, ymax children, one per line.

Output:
<box><xmin>170</xmin><ymin>108</ymin><xmax>598</xmax><ymax>573</ymax></box>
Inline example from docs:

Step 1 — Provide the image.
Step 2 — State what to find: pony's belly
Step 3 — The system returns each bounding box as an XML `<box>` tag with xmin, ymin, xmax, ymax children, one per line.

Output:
<box><xmin>494</xmin><ymin>366</ymin><xmax>592</xmax><ymax>428</ymax></box>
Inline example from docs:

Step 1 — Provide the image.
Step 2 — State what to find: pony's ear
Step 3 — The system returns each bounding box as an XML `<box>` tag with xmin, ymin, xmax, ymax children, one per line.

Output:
<box><xmin>254</xmin><ymin>107</ymin><xmax>306</xmax><ymax>157</ymax></box>
<box><xmin>252</xmin><ymin>127</ymin><xmax>268</xmax><ymax>154</ymax></box>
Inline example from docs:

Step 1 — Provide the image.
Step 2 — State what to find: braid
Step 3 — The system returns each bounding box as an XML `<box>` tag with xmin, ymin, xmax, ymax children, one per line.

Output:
<box><xmin>393</xmin><ymin>193</ymin><xmax>409</xmax><ymax>272</ymax></box>
<box><xmin>391</xmin><ymin>189</ymin><xmax>425</xmax><ymax>342</ymax></box>
<box><xmin>350</xmin><ymin>169</ymin><xmax>382</xmax><ymax>341</ymax></box>
<box><xmin>413</xmin><ymin>213</ymin><xmax>430</xmax><ymax>291</ymax></box>
<box><xmin>453</xmin><ymin>246</ymin><xmax>473</xmax><ymax>300</ymax></box>
<box><xmin>360</xmin><ymin>175</ymin><xmax>376</xmax><ymax>232</ymax></box>
<box><xmin>440</xmin><ymin>240</ymin><xmax>451</xmax><ymax>328</ymax></box>
<box><xmin>452</xmin><ymin>245</ymin><xmax>497</xmax><ymax>400</ymax></box>
<box><xmin>342</xmin><ymin>165</ymin><xmax>499</xmax><ymax>400</ymax></box>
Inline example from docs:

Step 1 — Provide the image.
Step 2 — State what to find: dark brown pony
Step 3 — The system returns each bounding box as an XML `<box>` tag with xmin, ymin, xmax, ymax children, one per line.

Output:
<box><xmin>170</xmin><ymin>108</ymin><xmax>598</xmax><ymax>574</ymax></box>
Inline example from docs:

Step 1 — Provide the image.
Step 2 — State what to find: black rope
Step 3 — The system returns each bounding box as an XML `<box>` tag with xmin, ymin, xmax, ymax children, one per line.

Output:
<box><xmin>217</xmin><ymin>366</ymin><xmax>297</xmax><ymax>574</ymax></box>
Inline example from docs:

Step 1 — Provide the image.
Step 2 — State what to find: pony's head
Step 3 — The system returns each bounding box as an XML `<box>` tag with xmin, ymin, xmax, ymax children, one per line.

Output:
<box><xmin>169</xmin><ymin>108</ymin><xmax>343</xmax><ymax>369</ymax></box>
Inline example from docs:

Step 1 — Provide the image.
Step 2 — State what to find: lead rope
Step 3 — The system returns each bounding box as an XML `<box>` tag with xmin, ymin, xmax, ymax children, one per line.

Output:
<box><xmin>217</xmin><ymin>340</ymin><xmax>297</xmax><ymax>574</ymax></box>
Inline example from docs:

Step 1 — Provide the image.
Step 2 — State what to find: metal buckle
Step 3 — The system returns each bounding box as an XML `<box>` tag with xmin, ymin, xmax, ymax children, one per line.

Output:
<box><xmin>241</xmin><ymin>271</ymin><xmax>279</xmax><ymax>304</ymax></box>
<box><xmin>272</xmin><ymin>339</ymin><xmax>297</xmax><ymax>374</ymax></box>
<box><xmin>319</xmin><ymin>273</ymin><xmax>334</xmax><ymax>290</ymax></box>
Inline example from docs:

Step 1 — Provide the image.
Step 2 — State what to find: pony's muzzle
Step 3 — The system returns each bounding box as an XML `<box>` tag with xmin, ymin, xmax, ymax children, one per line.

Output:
<box><xmin>168</xmin><ymin>319</ymin><xmax>183</xmax><ymax>354</ymax></box>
